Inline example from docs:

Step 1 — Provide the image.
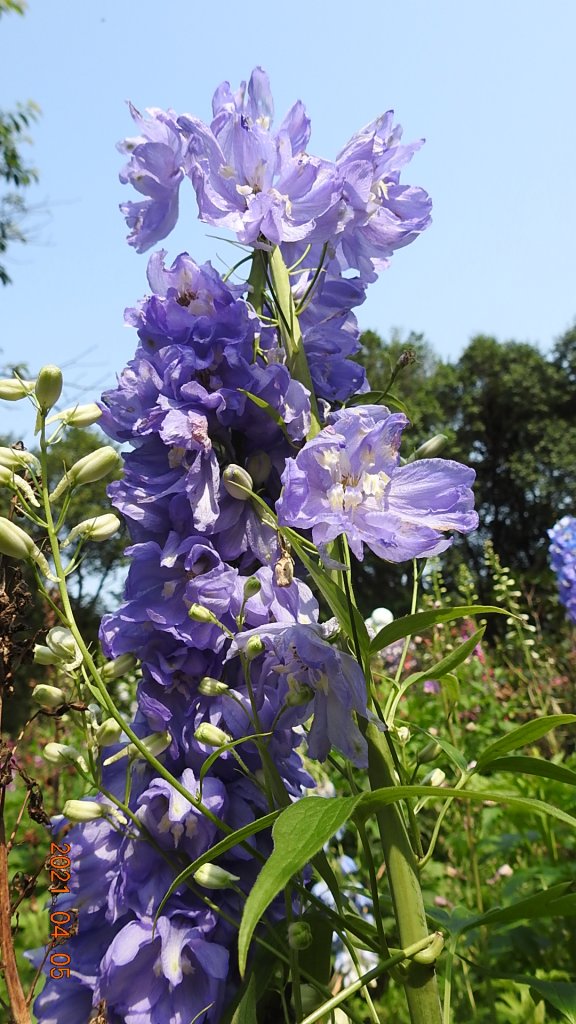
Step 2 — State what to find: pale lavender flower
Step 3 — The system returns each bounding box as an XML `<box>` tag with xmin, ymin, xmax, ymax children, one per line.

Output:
<box><xmin>277</xmin><ymin>405</ymin><xmax>478</xmax><ymax>563</ymax></box>
<box><xmin>118</xmin><ymin>104</ymin><xmax>187</xmax><ymax>253</ymax></box>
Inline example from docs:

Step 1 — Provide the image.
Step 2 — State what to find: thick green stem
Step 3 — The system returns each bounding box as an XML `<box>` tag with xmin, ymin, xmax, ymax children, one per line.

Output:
<box><xmin>366</xmin><ymin>721</ymin><xmax>443</xmax><ymax>1024</ymax></box>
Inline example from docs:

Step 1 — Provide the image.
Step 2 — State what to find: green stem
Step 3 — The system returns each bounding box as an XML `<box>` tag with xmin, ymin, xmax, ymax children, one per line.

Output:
<box><xmin>268</xmin><ymin>245</ymin><xmax>321</xmax><ymax>437</ymax></box>
<box><xmin>365</xmin><ymin>721</ymin><xmax>443</xmax><ymax>1024</ymax></box>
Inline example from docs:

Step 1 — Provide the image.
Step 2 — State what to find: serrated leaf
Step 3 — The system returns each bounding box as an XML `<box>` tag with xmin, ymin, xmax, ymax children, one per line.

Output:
<box><xmin>476</xmin><ymin>715</ymin><xmax>576</xmax><ymax>770</ymax></box>
<box><xmin>369</xmin><ymin>604</ymin><xmax>506</xmax><ymax>656</ymax></box>
<box><xmin>238</xmin><ymin>795</ymin><xmax>359</xmax><ymax>975</ymax></box>
<box><xmin>482</xmin><ymin>755</ymin><xmax>576</xmax><ymax>787</ymax></box>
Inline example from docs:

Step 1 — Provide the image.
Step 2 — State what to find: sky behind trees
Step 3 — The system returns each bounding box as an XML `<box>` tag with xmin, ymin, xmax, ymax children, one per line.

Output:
<box><xmin>1</xmin><ymin>0</ymin><xmax>575</xmax><ymax>441</ymax></box>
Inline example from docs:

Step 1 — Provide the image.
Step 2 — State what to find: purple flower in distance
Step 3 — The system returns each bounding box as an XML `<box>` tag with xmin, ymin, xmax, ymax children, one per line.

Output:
<box><xmin>548</xmin><ymin>515</ymin><xmax>576</xmax><ymax>623</ymax></box>
<box><xmin>118</xmin><ymin>104</ymin><xmax>188</xmax><ymax>253</ymax></box>
<box><xmin>276</xmin><ymin>405</ymin><xmax>478</xmax><ymax>562</ymax></box>
<box><xmin>231</xmin><ymin>621</ymin><xmax>369</xmax><ymax>767</ymax></box>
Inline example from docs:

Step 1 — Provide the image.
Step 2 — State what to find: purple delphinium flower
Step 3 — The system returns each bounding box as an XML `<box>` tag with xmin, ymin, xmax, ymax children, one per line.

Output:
<box><xmin>177</xmin><ymin>67</ymin><xmax>343</xmax><ymax>248</ymax></box>
<box><xmin>118</xmin><ymin>68</ymin><xmax>432</xmax><ymax>277</ymax></box>
<box><xmin>118</xmin><ymin>105</ymin><xmax>188</xmax><ymax>253</ymax></box>
<box><xmin>277</xmin><ymin>404</ymin><xmax>478</xmax><ymax>562</ymax></box>
<box><xmin>548</xmin><ymin>516</ymin><xmax>576</xmax><ymax>623</ymax></box>
<box><xmin>230</xmin><ymin>621</ymin><xmax>370</xmax><ymax>767</ymax></box>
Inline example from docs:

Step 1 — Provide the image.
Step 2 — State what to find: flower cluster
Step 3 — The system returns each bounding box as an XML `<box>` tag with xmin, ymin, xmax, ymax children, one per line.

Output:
<box><xmin>549</xmin><ymin>516</ymin><xmax>576</xmax><ymax>624</ymax></box>
<box><xmin>35</xmin><ymin>69</ymin><xmax>477</xmax><ymax>1024</ymax></box>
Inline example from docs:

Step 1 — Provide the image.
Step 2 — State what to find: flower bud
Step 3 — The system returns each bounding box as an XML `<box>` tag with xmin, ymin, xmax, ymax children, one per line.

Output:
<box><xmin>48</xmin><ymin>402</ymin><xmax>102</xmax><ymax>427</ymax></box>
<box><xmin>243</xmin><ymin>576</ymin><xmax>261</xmax><ymax>599</ymax></box>
<box><xmin>222</xmin><ymin>464</ymin><xmax>253</xmax><ymax>500</ymax></box>
<box><xmin>45</xmin><ymin>626</ymin><xmax>83</xmax><ymax>672</ymax></box>
<box><xmin>62</xmin><ymin>799</ymin><xmax>107</xmax><ymax>822</ymax></box>
<box><xmin>367</xmin><ymin>606</ymin><xmax>394</xmax><ymax>629</ymax></box>
<box><xmin>422</xmin><ymin>768</ymin><xmax>446</xmax><ymax>788</ymax></box>
<box><xmin>413</xmin><ymin>932</ymin><xmax>445</xmax><ymax>965</ymax></box>
<box><xmin>413</xmin><ymin>434</ymin><xmax>448</xmax><ymax>461</ymax></box>
<box><xmin>0</xmin><ymin>377</ymin><xmax>35</xmax><ymax>401</ymax></box>
<box><xmin>418</xmin><ymin>740</ymin><xmax>442</xmax><ymax>764</ymax></box>
<box><xmin>245</xmin><ymin>451</ymin><xmax>271</xmax><ymax>486</ymax></box>
<box><xmin>101</xmin><ymin>653</ymin><xmax>137</xmax><ymax>682</ymax></box>
<box><xmin>61</xmin><ymin>513</ymin><xmax>121</xmax><ymax>548</ymax></box>
<box><xmin>103</xmin><ymin>730</ymin><xmax>171</xmax><ymax>766</ymax></box>
<box><xmin>396</xmin><ymin>726</ymin><xmax>411</xmax><ymax>745</ymax></box>
<box><xmin>0</xmin><ymin>447</ymin><xmax>40</xmax><ymax>472</ymax></box>
<box><xmin>33</xmin><ymin>644</ymin><xmax>59</xmax><ymax>666</ymax></box>
<box><xmin>35</xmin><ymin>364</ymin><xmax>63</xmax><ymax>413</ymax></box>
<box><xmin>198</xmin><ymin>677</ymin><xmax>229</xmax><ymax>696</ymax></box>
<box><xmin>194</xmin><ymin>723</ymin><xmax>231</xmax><ymax>747</ymax></box>
<box><xmin>193</xmin><ymin>863</ymin><xmax>240</xmax><ymax>889</ymax></box>
<box><xmin>95</xmin><ymin>718</ymin><xmax>123</xmax><ymax>747</ymax></box>
<box><xmin>188</xmin><ymin>603</ymin><xmax>216</xmax><ymax>623</ymax></box>
<box><xmin>43</xmin><ymin>742</ymin><xmax>87</xmax><ymax>772</ymax></box>
<box><xmin>0</xmin><ymin>516</ymin><xmax>37</xmax><ymax>561</ymax></box>
<box><xmin>245</xmin><ymin>635</ymin><xmax>265</xmax><ymax>661</ymax></box>
<box><xmin>32</xmin><ymin>684</ymin><xmax>66</xmax><ymax>708</ymax></box>
<box><xmin>50</xmin><ymin>446</ymin><xmax>122</xmax><ymax>501</ymax></box>
<box><xmin>0</xmin><ymin>466</ymin><xmax>39</xmax><ymax>506</ymax></box>
<box><xmin>288</xmin><ymin>921</ymin><xmax>313</xmax><ymax>950</ymax></box>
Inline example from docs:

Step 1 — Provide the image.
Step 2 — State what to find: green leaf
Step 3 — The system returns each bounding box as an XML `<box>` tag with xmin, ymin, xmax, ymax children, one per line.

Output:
<box><xmin>522</xmin><ymin>979</ymin><xmax>576</xmax><ymax>1024</ymax></box>
<box><xmin>493</xmin><ymin>975</ymin><xmax>576</xmax><ymax>1024</ymax></box>
<box><xmin>231</xmin><ymin>975</ymin><xmax>257</xmax><ymax>1024</ymax></box>
<box><xmin>475</xmin><ymin>715</ymin><xmax>576</xmax><ymax>770</ymax></box>
<box><xmin>357</xmin><ymin>785</ymin><xmax>576</xmax><ymax>832</ymax></box>
<box><xmin>346</xmin><ymin>389</ymin><xmax>389</xmax><ymax>407</ymax></box>
<box><xmin>301</xmin><ymin>911</ymin><xmax>334</xmax><ymax>986</ymax></box>
<box><xmin>440</xmin><ymin>673</ymin><xmax>460</xmax><ymax>704</ymax></box>
<box><xmin>239</xmin><ymin>389</ymin><xmax>296</xmax><ymax>446</ymax></box>
<box><xmin>238</xmin><ymin>795</ymin><xmax>360</xmax><ymax>975</ymax></box>
<box><xmin>457</xmin><ymin>881</ymin><xmax>575</xmax><ymax>933</ymax></box>
<box><xmin>346</xmin><ymin>390</ymin><xmax>409</xmax><ymax>416</ymax></box>
<box><xmin>369</xmin><ymin>605</ymin><xmax>505</xmax><ymax>656</ymax></box>
<box><xmin>401</xmin><ymin>627</ymin><xmax>485</xmax><ymax>689</ymax></box>
<box><xmin>482</xmin><ymin>755</ymin><xmax>576</xmax><ymax>787</ymax></box>
<box><xmin>411</xmin><ymin>724</ymin><xmax>468</xmax><ymax>773</ymax></box>
<box><xmin>384</xmin><ymin>391</ymin><xmax>410</xmax><ymax>416</ymax></box>
<box><xmin>155</xmin><ymin>810</ymin><xmax>280</xmax><ymax>924</ymax></box>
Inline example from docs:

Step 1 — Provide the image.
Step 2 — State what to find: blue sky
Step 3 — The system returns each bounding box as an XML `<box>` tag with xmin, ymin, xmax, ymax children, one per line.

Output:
<box><xmin>1</xmin><ymin>0</ymin><xmax>575</xmax><ymax>440</ymax></box>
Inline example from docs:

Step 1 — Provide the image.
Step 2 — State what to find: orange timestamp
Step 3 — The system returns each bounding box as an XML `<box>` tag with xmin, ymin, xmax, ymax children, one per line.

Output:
<box><xmin>47</xmin><ymin>841</ymin><xmax>75</xmax><ymax>979</ymax></box>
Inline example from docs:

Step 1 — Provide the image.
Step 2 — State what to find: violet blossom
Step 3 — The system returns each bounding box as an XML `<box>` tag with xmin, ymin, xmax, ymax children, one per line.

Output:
<box><xmin>277</xmin><ymin>404</ymin><xmax>478</xmax><ymax>562</ymax></box>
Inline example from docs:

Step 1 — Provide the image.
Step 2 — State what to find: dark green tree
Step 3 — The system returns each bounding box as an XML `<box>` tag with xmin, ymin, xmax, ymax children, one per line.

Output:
<box><xmin>352</xmin><ymin>326</ymin><xmax>576</xmax><ymax>623</ymax></box>
<box><xmin>0</xmin><ymin>0</ymin><xmax>40</xmax><ymax>285</ymax></box>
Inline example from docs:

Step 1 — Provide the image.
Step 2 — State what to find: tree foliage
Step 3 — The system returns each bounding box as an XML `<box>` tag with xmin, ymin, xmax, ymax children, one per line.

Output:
<box><xmin>354</xmin><ymin>325</ymin><xmax>576</xmax><ymax>625</ymax></box>
<box><xmin>0</xmin><ymin>0</ymin><xmax>39</xmax><ymax>285</ymax></box>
